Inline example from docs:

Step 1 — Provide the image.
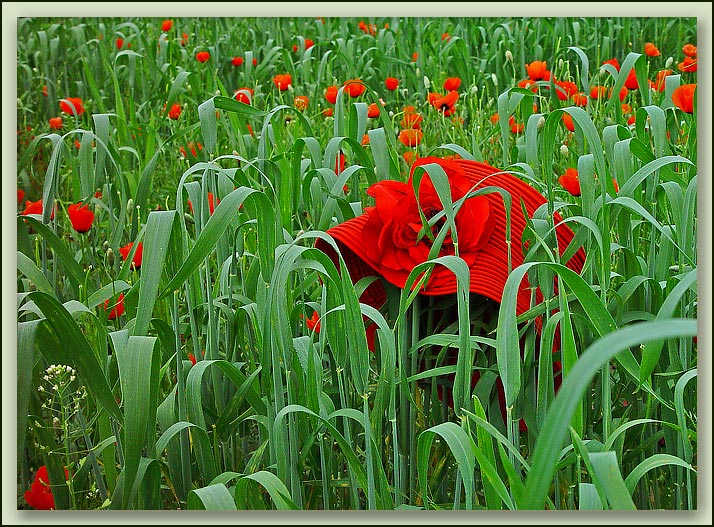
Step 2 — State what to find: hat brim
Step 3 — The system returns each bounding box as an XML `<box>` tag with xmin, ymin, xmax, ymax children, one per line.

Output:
<box><xmin>315</xmin><ymin>157</ymin><xmax>586</xmax><ymax>316</ymax></box>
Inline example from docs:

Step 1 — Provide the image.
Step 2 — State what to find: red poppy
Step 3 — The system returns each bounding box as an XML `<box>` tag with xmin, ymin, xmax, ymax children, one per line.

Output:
<box><xmin>602</xmin><ymin>58</ymin><xmax>621</xmax><ymax>71</ymax></box>
<box><xmin>335</xmin><ymin>152</ymin><xmax>346</xmax><ymax>174</ymax></box>
<box><xmin>555</xmin><ymin>80</ymin><xmax>578</xmax><ymax>101</ymax></box>
<box><xmin>358</xmin><ymin>20</ymin><xmax>377</xmax><ymax>36</ymax></box>
<box><xmin>401</xmin><ymin>111</ymin><xmax>423</xmax><ymax>130</ymax></box>
<box><xmin>234</xmin><ymin>87</ymin><xmax>254</xmax><ymax>105</ymax></box>
<box><xmin>196</xmin><ymin>51</ymin><xmax>210</xmax><ymax>63</ymax></box>
<box><xmin>624</xmin><ymin>69</ymin><xmax>639</xmax><ymax>90</ymax></box>
<box><xmin>571</xmin><ymin>92</ymin><xmax>588</xmax><ymax>106</ymax></box>
<box><xmin>644</xmin><ymin>42</ymin><xmax>660</xmax><ymax>57</ymax></box>
<box><xmin>398</xmin><ymin>128</ymin><xmax>423</xmax><ymax>147</ymax></box>
<box><xmin>22</xmin><ymin>200</ymin><xmax>55</xmax><ymax>219</ymax></box>
<box><xmin>294</xmin><ymin>95</ymin><xmax>309</xmax><ymax>111</ymax></box>
<box><xmin>558</xmin><ymin>168</ymin><xmax>581</xmax><ymax>196</ymax></box>
<box><xmin>672</xmin><ymin>84</ymin><xmax>696</xmax><ymax>114</ymax></box>
<box><xmin>322</xmin><ymin>108</ymin><xmax>334</xmax><ymax>117</ymax></box>
<box><xmin>231</xmin><ymin>56</ymin><xmax>244</xmax><ymax>67</ymax></box>
<box><xmin>104</xmin><ymin>293</ymin><xmax>125</xmax><ymax>320</ymax></box>
<box><xmin>441</xmin><ymin>32</ymin><xmax>450</xmax><ymax>41</ymax></box>
<box><xmin>366</xmin><ymin>322</ymin><xmax>377</xmax><ymax>352</ymax></box>
<box><xmin>525</xmin><ymin>60</ymin><xmax>549</xmax><ymax>81</ymax></box>
<box><xmin>682</xmin><ymin>43</ymin><xmax>697</xmax><ymax>58</ymax></box>
<box><xmin>489</xmin><ymin>113</ymin><xmax>500</xmax><ymax>124</ymax></box>
<box><xmin>188</xmin><ymin>192</ymin><xmax>219</xmax><ymax>215</ymax></box>
<box><xmin>49</xmin><ymin>117</ymin><xmax>63</xmax><ymax>130</ymax></box>
<box><xmin>385</xmin><ymin>77</ymin><xmax>399</xmax><ymax>91</ymax></box>
<box><xmin>627</xmin><ymin>114</ymin><xmax>637</xmax><ymax>126</ymax></box>
<box><xmin>361</xmin><ymin>134</ymin><xmax>370</xmax><ymax>146</ymax></box>
<box><xmin>678</xmin><ymin>57</ymin><xmax>697</xmax><ymax>73</ymax></box>
<box><xmin>343</xmin><ymin>79</ymin><xmax>365</xmax><ymax>97</ymax></box>
<box><xmin>116</xmin><ymin>38</ymin><xmax>124</xmax><ymax>50</ymax></box>
<box><xmin>562</xmin><ymin>113</ymin><xmax>575</xmax><ymax>132</ymax></box>
<box><xmin>305</xmin><ymin>38</ymin><xmax>314</xmax><ymax>49</ymax></box>
<box><xmin>509</xmin><ymin>117</ymin><xmax>524</xmax><ymax>134</ymax></box>
<box><xmin>60</xmin><ymin>97</ymin><xmax>85</xmax><ymax>116</ymax></box>
<box><xmin>67</xmin><ymin>202</ymin><xmax>94</xmax><ymax>233</ymax></box>
<box><xmin>180</xmin><ymin>32</ymin><xmax>188</xmax><ymax>46</ymax></box>
<box><xmin>650</xmin><ymin>69</ymin><xmax>672</xmax><ymax>92</ymax></box>
<box><xmin>411</xmin><ymin>52</ymin><xmax>418</xmax><ymax>62</ymax></box>
<box><xmin>403</xmin><ymin>151</ymin><xmax>419</xmax><ymax>165</ymax></box>
<box><xmin>325</xmin><ymin>85</ymin><xmax>339</xmax><ymax>104</ymax></box>
<box><xmin>367</xmin><ymin>102</ymin><xmax>380</xmax><ymax>118</ymax></box>
<box><xmin>433</xmin><ymin>90</ymin><xmax>459</xmax><ymax>116</ymax></box>
<box><xmin>609</xmin><ymin>85</ymin><xmax>629</xmax><ymax>102</ymax></box>
<box><xmin>273</xmin><ymin>73</ymin><xmax>292</xmax><ymax>91</ymax></box>
<box><xmin>443</xmin><ymin>77</ymin><xmax>462</xmax><ymax>91</ymax></box>
<box><xmin>589</xmin><ymin>85</ymin><xmax>607</xmax><ymax>99</ymax></box>
<box><xmin>517</xmin><ymin>78</ymin><xmax>537</xmax><ymax>91</ymax></box>
<box><xmin>188</xmin><ymin>352</ymin><xmax>197</xmax><ymax>365</ymax></box>
<box><xmin>168</xmin><ymin>103</ymin><xmax>182</xmax><ymax>120</ymax></box>
<box><xmin>119</xmin><ymin>241</ymin><xmax>143</xmax><ymax>269</ymax></box>
<box><xmin>161</xmin><ymin>19</ymin><xmax>173</xmax><ymax>32</ymax></box>
<box><xmin>304</xmin><ymin>310</ymin><xmax>321</xmax><ymax>332</ymax></box>
<box><xmin>42</xmin><ymin>85</ymin><xmax>48</xmax><ymax>97</ymax></box>
<box><xmin>24</xmin><ymin>466</ymin><xmax>68</xmax><ymax>510</ymax></box>
<box><xmin>18</xmin><ymin>189</ymin><xmax>25</xmax><ymax>205</ymax></box>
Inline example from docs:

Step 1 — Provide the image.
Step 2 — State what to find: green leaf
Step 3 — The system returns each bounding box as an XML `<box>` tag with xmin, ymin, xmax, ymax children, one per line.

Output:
<box><xmin>188</xmin><ymin>484</ymin><xmax>238</xmax><ymax>510</ymax></box>
<box><xmin>587</xmin><ymin>452</ymin><xmax>637</xmax><ymax>510</ymax></box>
<box><xmin>521</xmin><ymin>319</ymin><xmax>696</xmax><ymax>510</ymax></box>
<box><xmin>27</xmin><ymin>291</ymin><xmax>123</xmax><ymax>424</ymax></box>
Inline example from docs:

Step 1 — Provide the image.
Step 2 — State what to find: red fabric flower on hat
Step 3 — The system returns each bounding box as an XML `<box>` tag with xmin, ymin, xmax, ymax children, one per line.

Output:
<box><xmin>360</xmin><ymin>161</ymin><xmax>495</xmax><ymax>290</ymax></box>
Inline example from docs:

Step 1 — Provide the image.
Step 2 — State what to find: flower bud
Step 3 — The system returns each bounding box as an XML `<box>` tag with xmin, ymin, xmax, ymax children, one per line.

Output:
<box><xmin>126</xmin><ymin>198</ymin><xmax>134</xmax><ymax>213</ymax></box>
<box><xmin>560</xmin><ymin>144</ymin><xmax>569</xmax><ymax>156</ymax></box>
<box><xmin>106</xmin><ymin>248</ymin><xmax>114</xmax><ymax>266</ymax></box>
<box><xmin>470</xmin><ymin>85</ymin><xmax>479</xmax><ymax>96</ymax></box>
<box><xmin>491</xmin><ymin>73</ymin><xmax>498</xmax><ymax>86</ymax></box>
<box><xmin>423</xmin><ymin>76</ymin><xmax>431</xmax><ymax>89</ymax></box>
<box><xmin>558</xmin><ymin>58</ymin><xmax>564</xmax><ymax>70</ymax></box>
<box><xmin>415</xmin><ymin>67</ymin><xmax>420</xmax><ymax>77</ymax></box>
<box><xmin>505</xmin><ymin>50</ymin><xmax>513</xmax><ymax>62</ymax></box>
<box><xmin>537</xmin><ymin>116</ymin><xmax>546</xmax><ymax>129</ymax></box>
<box><xmin>665</xmin><ymin>56</ymin><xmax>673</xmax><ymax>69</ymax></box>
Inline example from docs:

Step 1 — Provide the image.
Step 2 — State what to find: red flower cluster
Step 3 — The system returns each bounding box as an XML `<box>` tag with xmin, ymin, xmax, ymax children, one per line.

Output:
<box><xmin>358</xmin><ymin>20</ymin><xmax>377</xmax><ymax>36</ymax></box>
<box><xmin>678</xmin><ymin>43</ymin><xmax>697</xmax><ymax>72</ymax></box>
<box><xmin>428</xmin><ymin>90</ymin><xmax>459</xmax><ymax>117</ymax></box>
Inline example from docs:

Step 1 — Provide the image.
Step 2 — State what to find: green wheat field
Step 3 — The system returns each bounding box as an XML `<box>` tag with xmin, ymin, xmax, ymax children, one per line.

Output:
<box><xmin>7</xmin><ymin>5</ymin><xmax>710</xmax><ymax>520</ymax></box>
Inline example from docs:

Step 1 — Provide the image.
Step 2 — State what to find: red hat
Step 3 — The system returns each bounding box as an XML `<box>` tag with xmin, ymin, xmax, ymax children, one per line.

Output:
<box><xmin>315</xmin><ymin>157</ymin><xmax>586</xmax><ymax>316</ymax></box>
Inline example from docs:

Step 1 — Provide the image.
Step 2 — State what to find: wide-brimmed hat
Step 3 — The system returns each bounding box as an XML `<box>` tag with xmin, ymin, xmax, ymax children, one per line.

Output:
<box><xmin>315</xmin><ymin>156</ymin><xmax>586</xmax><ymax>316</ymax></box>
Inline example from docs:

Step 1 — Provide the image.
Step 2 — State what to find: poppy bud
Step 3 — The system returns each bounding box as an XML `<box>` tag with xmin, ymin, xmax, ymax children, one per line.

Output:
<box><xmin>558</xmin><ymin>58</ymin><xmax>564</xmax><ymax>69</ymax></box>
<box><xmin>491</xmin><ymin>73</ymin><xmax>498</xmax><ymax>86</ymax></box>
<box><xmin>415</xmin><ymin>68</ymin><xmax>420</xmax><ymax>77</ymax></box>
<box><xmin>665</xmin><ymin>56</ymin><xmax>673</xmax><ymax>69</ymax></box>
<box><xmin>470</xmin><ymin>86</ymin><xmax>478</xmax><ymax>95</ymax></box>
<box><xmin>106</xmin><ymin>248</ymin><xmax>114</xmax><ymax>266</ymax></box>
<box><xmin>537</xmin><ymin>116</ymin><xmax>545</xmax><ymax>129</ymax></box>
<box><xmin>560</xmin><ymin>144</ymin><xmax>569</xmax><ymax>156</ymax></box>
<box><xmin>126</xmin><ymin>198</ymin><xmax>134</xmax><ymax>214</ymax></box>
<box><xmin>505</xmin><ymin>50</ymin><xmax>513</xmax><ymax>62</ymax></box>
<box><xmin>423</xmin><ymin>76</ymin><xmax>431</xmax><ymax>89</ymax></box>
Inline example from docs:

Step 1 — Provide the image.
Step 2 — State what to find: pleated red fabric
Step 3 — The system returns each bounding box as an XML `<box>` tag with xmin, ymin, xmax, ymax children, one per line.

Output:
<box><xmin>315</xmin><ymin>157</ymin><xmax>586</xmax><ymax>319</ymax></box>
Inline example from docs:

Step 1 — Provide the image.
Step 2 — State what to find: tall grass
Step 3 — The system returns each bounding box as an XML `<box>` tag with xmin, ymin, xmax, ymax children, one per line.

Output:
<box><xmin>15</xmin><ymin>15</ymin><xmax>698</xmax><ymax>511</ymax></box>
